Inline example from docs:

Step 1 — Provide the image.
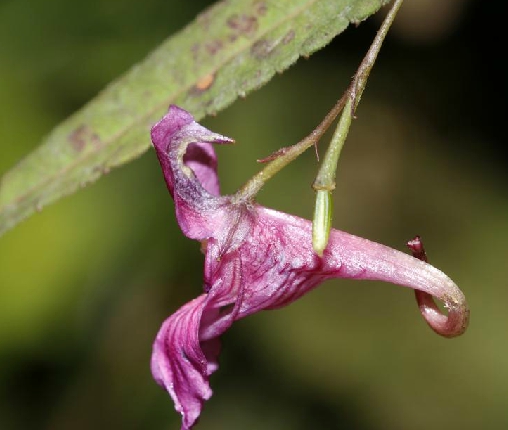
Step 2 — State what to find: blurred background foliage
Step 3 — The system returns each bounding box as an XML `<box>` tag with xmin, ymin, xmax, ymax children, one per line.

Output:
<box><xmin>0</xmin><ymin>0</ymin><xmax>507</xmax><ymax>429</ymax></box>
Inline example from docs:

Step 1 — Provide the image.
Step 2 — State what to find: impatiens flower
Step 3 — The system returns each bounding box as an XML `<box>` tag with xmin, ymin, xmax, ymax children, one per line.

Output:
<box><xmin>150</xmin><ymin>105</ymin><xmax>469</xmax><ymax>430</ymax></box>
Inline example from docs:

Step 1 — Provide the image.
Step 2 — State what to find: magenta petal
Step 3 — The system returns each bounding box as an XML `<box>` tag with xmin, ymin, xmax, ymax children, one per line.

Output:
<box><xmin>183</xmin><ymin>142</ymin><xmax>220</xmax><ymax>197</ymax></box>
<box><xmin>151</xmin><ymin>105</ymin><xmax>234</xmax><ymax>240</ymax></box>
<box><xmin>151</xmin><ymin>294</ymin><xmax>217</xmax><ymax>430</ymax></box>
<box><xmin>151</xmin><ymin>253</ymin><xmax>244</xmax><ymax>430</ymax></box>
<box><xmin>151</xmin><ymin>104</ymin><xmax>233</xmax><ymax>199</ymax></box>
<box><xmin>151</xmin><ymin>105</ymin><xmax>194</xmax><ymax>197</ymax></box>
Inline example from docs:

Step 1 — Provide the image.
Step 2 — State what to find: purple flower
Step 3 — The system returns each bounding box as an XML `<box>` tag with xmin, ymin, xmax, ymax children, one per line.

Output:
<box><xmin>150</xmin><ymin>105</ymin><xmax>469</xmax><ymax>430</ymax></box>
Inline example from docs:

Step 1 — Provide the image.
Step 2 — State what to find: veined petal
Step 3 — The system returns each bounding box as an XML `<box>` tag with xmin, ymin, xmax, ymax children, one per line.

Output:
<box><xmin>151</xmin><ymin>105</ymin><xmax>234</xmax><ymax>240</ymax></box>
<box><xmin>151</xmin><ymin>255</ymin><xmax>244</xmax><ymax>430</ymax></box>
<box><xmin>151</xmin><ymin>294</ymin><xmax>214</xmax><ymax>430</ymax></box>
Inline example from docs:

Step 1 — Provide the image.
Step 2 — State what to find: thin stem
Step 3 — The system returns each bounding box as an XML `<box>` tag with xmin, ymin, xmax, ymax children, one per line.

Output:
<box><xmin>312</xmin><ymin>97</ymin><xmax>353</xmax><ymax>191</ymax></box>
<box><xmin>234</xmin><ymin>0</ymin><xmax>404</xmax><ymax>204</ymax></box>
<box><xmin>351</xmin><ymin>0</ymin><xmax>404</xmax><ymax>109</ymax></box>
<box><xmin>318</xmin><ymin>0</ymin><xmax>405</xmax><ymax>189</ymax></box>
<box><xmin>233</xmin><ymin>93</ymin><xmax>348</xmax><ymax>202</ymax></box>
<box><xmin>311</xmin><ymin>0</ymin><xmax>404</xmax><ymax>255</ymax></box>
<box><xmin>310</xmin><ymin>97</ymin><xmax>353</xmax><ymax>257</ymax></box>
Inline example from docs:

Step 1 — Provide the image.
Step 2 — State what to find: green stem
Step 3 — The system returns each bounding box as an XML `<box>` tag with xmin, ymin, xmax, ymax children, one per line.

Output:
<box><xmin>311</xmin><ymin>0</ymin><xmax>404</xmax><ymax>255</ymax></box>
<box><xmin>234</xmin><ymin>0</ymin><xmax>404</xmax><ymax>206</ymax></box>
<box><xmin>233</xmin><ymin>93</ymin><xmax>348</xmax><ymax>203</ymax></box>
<box><xmin>322</xmin><ymin>0</ymin><xmax>405</xmax><ymax>185</ymax></box>
<box><xmin>312</xmin><ymin>190</ymin><xmax>333</xmax><ymax>257</ymax></box>
<box><xmin>312</xmin><ymin>97</ymin><xmax>353</xmax><ymax>191</ymax></box>
<box><xmin>351</xmin><ymin>0</ymin><xmax>404</xmax><ymax>109</ymax></box>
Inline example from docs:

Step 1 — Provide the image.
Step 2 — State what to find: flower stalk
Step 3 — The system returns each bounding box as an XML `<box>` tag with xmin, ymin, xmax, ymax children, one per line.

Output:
<box><xmin>311</xmin><ymin>96</ymin><xmax>353</xmax><ymax>255</ymax></box>
<box><xmin>233</xmin><ymin>93</ymin><xmax>348</xmax><ymax>203</ymax></box>
<box><xmin>312</xmin><ymin>0</ymin><xmax>405</xmax><ymax>254</ymax></box>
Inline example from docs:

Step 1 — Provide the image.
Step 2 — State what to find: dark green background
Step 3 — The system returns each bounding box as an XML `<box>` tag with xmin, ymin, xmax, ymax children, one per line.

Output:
<box><xmin>1</xmin><ymin>0</ymin><xmax>506</xmax><ymax>429</ymax></box>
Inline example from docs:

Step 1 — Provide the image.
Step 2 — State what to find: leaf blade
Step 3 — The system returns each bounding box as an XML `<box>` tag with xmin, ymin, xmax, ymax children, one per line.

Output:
<box><xmin>0</xmin><ymin>0</ymin><xmax>390</xmax><ymax>236</ymax></box>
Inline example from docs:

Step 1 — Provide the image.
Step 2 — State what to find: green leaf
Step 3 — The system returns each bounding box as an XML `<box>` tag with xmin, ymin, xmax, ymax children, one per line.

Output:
<box><xmin>0</xmin><ymin>0</ymin><xmax>390</xmax><ymax>236</ymax></box>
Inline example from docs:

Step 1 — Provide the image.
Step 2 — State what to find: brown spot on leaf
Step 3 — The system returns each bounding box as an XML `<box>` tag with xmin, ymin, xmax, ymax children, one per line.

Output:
<box><xmin>282</xmin><ymin>29</ymin><xmax>295</xmax><ymax>45</ymax></box>
<box><xmin>68</xmin><ymin>125</ymin><xmax>101</xmax><ymax>153</ymax></box>
<box><xmin>194</xmin><ymin>73</ymin><xmax>215</xmax><ymax>92</ymax></box>
<box><xmin>205</xmin><ymin>39</ymin><xmax>223</xmax><ymax>56</ymax></box>
<box><xmin>196</xmin><ymin>2</ymin><xmax>221</xmax><ymax>31</ymax></box>
<box><xmin>191</xmin><ymin>43</ymin><xmax>201</xmax><ymax>61</ymax></box>
<box><xmin>227</xmin><ymin>14</ymin><xmax>258</xmax><ymax>38</ymax></box>
<box><xmin>253</xmin><ymin>0</ymin><xmax>267</xmax><ymax>16</ymax></box>
<box><xmin>251</xmin><ymin>38</ymin><xmax>274</xmax><ymax>59</ymax></box>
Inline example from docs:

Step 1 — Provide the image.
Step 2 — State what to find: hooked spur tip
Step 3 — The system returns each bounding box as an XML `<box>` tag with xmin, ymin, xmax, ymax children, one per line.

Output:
<box><xmin>407</xmin><ymin>236</ymin><xmax>469</xmax><ymax>338</ymax></box>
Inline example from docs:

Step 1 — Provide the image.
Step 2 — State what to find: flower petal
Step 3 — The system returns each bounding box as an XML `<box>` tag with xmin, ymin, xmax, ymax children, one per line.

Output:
<box><xmin>151</xmin><ymin>105</ymin><xmax>234</xmax><ymax>240</ymax></box>
<box><xmin>151</xmin><ymin>294</ymin><xmax>216</xmax><ymax>430</ymax></box>
<box><xmin>151</xmin><ymin>253</ymin><xmax>244</xmax><ymax>430</ymax></box>
<box><xmin>151</xmin><ymin>105</ymin><xmax>194</xmax><ymax>197</ymax></box>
